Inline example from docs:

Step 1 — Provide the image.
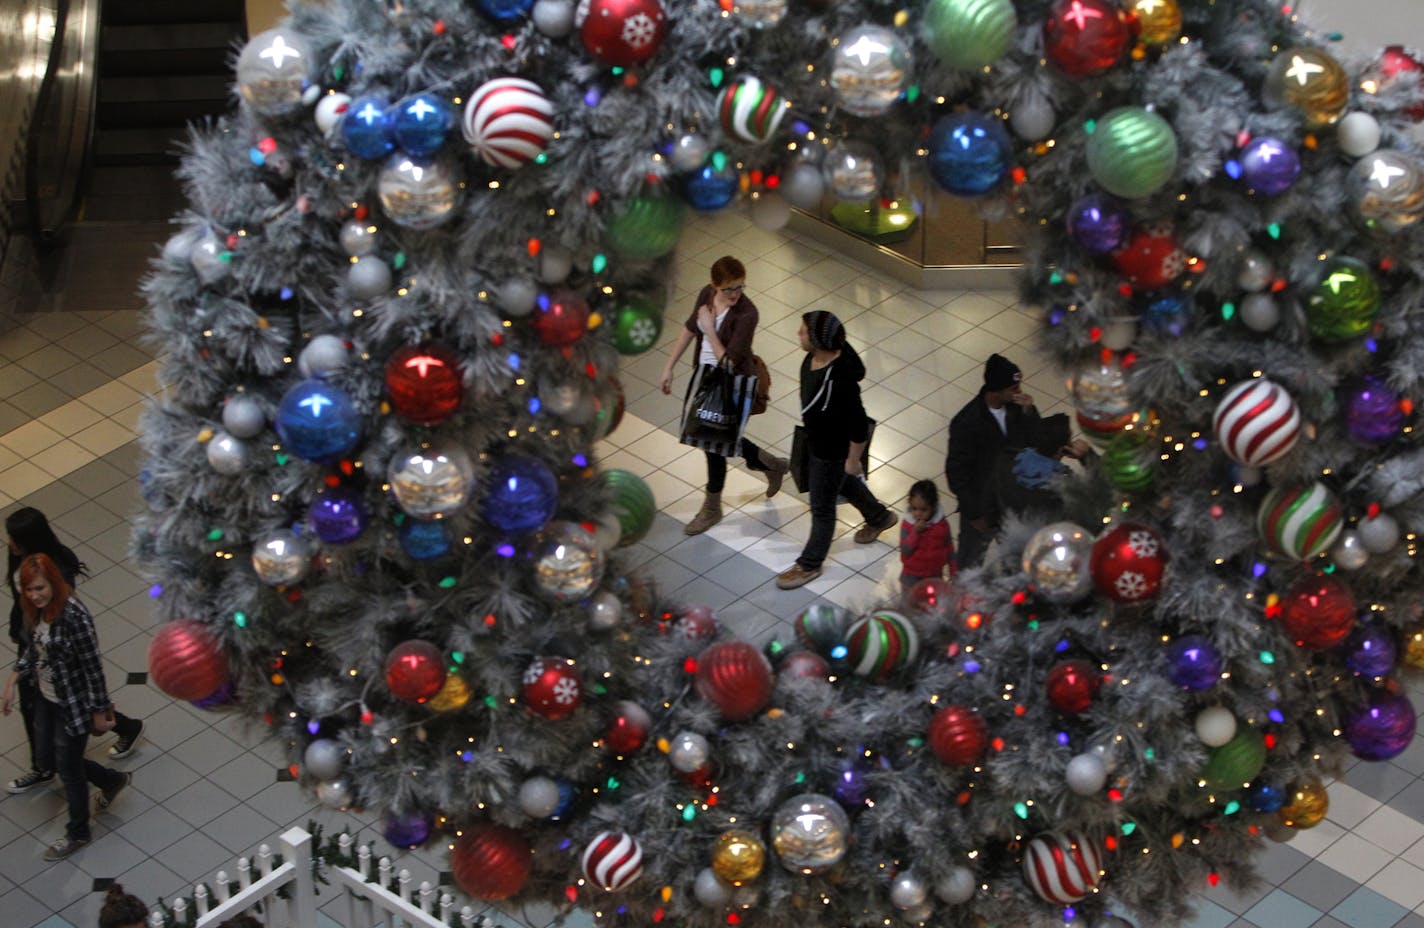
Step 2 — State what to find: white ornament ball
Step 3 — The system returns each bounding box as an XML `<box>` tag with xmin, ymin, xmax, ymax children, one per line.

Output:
<box><xmin>589</xmin><ymin>590</ymin><xmax>623</xmax><ymax>629</ymax></box>
<box><xmin>304</xmin><ymin>738</ymin><xmax>345</xmax><ymax>779</ymax></box>
<box><xmin>890</xmin><ymin>872</ymin><xmax>929</xmax><ymax>909</ymax></box>
<box><xmin>517</xmin><ymin>775</ymin><xmax>563</xmax><ymax>817</ymax></box>
<box><xmin>1193</xmin><ymin>706</ymin><xmax>1238</xmax><ymax>747</ymax></box>
<box><xmin>1358</xmin><ymin>512</ymin><xmax>1401</xmax><ymax>553</ymax></box>
<box><xmin>934</xmin><ymin>865</ymin><xmax>976</xmax><ymax>904</ymax></box>
<box><xmin>205</xmin><ymin>432</ymin><xmax>248</xmax><ymax>475</ymax></box>
<box><xmin>497</xmin><ymin>277</ymin><xmax>540</xmax><ymax>317</ymax></box>
<box><xmin>1099</xmin><ymin>315</ymin><xmax>1137</xmax><ymax>351</ymax></box>
<box><xmin>694</xmin><ymin>868</ymin><xmax>734</xmax><ymax>908</ymax></box>
<box><xmin>1337</xmin><ymin>111</ymin><xmax>1382</xmax><ymax>158</ymax></box>
<box><xmin>1239</xmin><ymin>292</ymin><xmax>1280</xmax><ymax>332</ymax></box>
<box><xmin>222</xmin><ymin>395</ymin><xmax>266</xmax><ymax>438</ymax></box>
<box><xmin>316</xmin><ymin>777</ymin><xmax>353</xmax><ymax>808</ymax></box>
<box><xmin>1064</xmin><ymin>752</ymin><xmax>1108</xmax><ymax>796</ymax></box>
<box><xmin>1212</xmin><ymin>378</ymin><xmax>1300</xmax><ymax>466</ymax></box>
<box><xmin>671</xmin><ymin>133</ymin><xmax>711</xmax><ymax>172</ymax></box>
<box><xmin>463</xmin><ymin>78</ymin><xmax>556</xmax><ymax>169</ymax></box>
<box><xmin>338</xmin><ymin>219</ymin><xmax>378</xmax><ymax>257</ymax></box>
<box><xmin>782</xmin><ymin>162</ymin><xmax>826</xmax><ymax>209</ymax></box>
<box><xmin>538</xmin><ymin>245</ymin><xmax>573</xmax><ymax>284</ymax></box>
<box><xmin>749</xmin><ymin>191</ymin><xmax>792</xmax><ymax>230</ymax></box>
<box><xmin>1332</xmin><ymin>531</ymin><xmax>1370</xmax><ymax>571</ymax></box>
<box><xmin>1237</xmin><ymin>249</ymin><xmax>1274</xmax><ymax>292</ymax></box>
<box><xmin>1010</xmin><ymin>93</ymin><xmax>1056</xmax><ymax>140</ymax></box>
<box><xmin>347</xmin><ymin>256</ymin><xmax>392</xmax><ymax>299</ymax></box>
<box><xmin>298</xmin><ymin>334</ymin><xmax>349</xmax><ymax>378</ymax></box>
<box><xmin>668</xmin><ymin>730</ymin><xmax>711</xmax><ymax>772</ymax></box>
<box><xmin>532</xmin><ymin>0</ymin><xmax>577</xmax><ymax>36</ymax></box>
<box><xmin>314</xmin><ymin>92</ymin><xmax>352</xmax><ymax>137</ymax></box>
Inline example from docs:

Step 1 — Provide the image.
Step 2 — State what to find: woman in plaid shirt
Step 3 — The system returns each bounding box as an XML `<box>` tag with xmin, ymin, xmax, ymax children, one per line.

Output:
<box><xmin>2</xmin><ymin>553</ymin><xmax>131</xmax><ymax>860</ymax></box>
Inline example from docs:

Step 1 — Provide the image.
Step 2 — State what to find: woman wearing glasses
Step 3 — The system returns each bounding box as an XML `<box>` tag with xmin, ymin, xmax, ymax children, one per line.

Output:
<box><xmin>659</xmin><ymin>255</ymin><xmax>789</xmax><ymax>534</ymax></box>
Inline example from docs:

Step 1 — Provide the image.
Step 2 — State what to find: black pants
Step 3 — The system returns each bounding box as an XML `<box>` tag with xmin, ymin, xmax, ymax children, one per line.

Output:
<box><xmin>705</xmin><ymin>439</ymin><xmax>767</xmax><ymax>494</ymax></box>
<box><xmin>33</xmin><ymin>696</ymin><xmax>123</xmax><ymax>841</ymax></box>
<box><xmin>796</xmin><ymin>453</ymin><xmax>891</xmax><ymax>570</ymax></box>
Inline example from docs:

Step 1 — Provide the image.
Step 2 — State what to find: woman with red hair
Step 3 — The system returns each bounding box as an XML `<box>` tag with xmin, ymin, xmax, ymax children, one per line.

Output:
<box><xmin>1</xmin><ymin>553</ymin><xmax>131</xmax><ymax>860</ymax></box>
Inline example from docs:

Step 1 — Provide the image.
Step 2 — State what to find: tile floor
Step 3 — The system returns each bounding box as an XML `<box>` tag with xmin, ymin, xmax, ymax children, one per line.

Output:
<box><xmin>2</xmin><ymin>210</ymin><xmax>1424</xmax><ymax>928</ymax></box>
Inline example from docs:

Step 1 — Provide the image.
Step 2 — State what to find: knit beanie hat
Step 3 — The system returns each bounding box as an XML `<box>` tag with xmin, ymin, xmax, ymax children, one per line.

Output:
<box><xmin>983</xmin><ymin>353</ymin><xmax>1022</xmax><ymax>391</ymax></box>
<box><xmin>802</xmin><ymin>310</ymin><xmax>846</xmax><ymax>351</ymax></box>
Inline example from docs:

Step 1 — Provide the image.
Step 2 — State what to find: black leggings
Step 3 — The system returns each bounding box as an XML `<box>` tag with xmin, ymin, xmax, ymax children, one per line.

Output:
<box><xmin>706</xmin><ymin>439</ymin><xmax>767</xmax><ymax>494</ymax></box>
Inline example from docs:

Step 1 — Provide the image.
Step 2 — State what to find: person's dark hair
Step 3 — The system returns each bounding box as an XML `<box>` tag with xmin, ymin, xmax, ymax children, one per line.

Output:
<box><xmin>99</xmin><ymin>881</ymin><xmax>149</xmax><ymax>928</ymax></box>
<box><xmin>908</xmin><ymin>479</ymin><xmax>939</xmax><ymax>510</ymax></box>
<box><xmin>6</xmin><ymin>507</ymin><xmax>86</xmax><ymax>581</ymax></box>
<box><xmin>710</xmin><ymin>255</ymin><xmax>746</xmax><ymax>286</ymax></box>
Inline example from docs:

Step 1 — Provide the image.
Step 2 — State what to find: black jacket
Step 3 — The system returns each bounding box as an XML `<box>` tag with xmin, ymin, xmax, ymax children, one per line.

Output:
<box><xmin>800</xmin><ymin>343</ymin><xmax>871</xmax><ymax>461</ymax></box>
<box><xmin>945</xmin><ymin>390</ymin><xmax>1056</xmax><ymax>523</ymax></box>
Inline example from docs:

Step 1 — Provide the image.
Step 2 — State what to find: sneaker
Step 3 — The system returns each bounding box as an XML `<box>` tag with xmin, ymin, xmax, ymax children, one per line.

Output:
<box><xmin>776</xmin><ymin>564</ymin><xmax>822</xmax><ymax>590</ymax></box>
<box><xmin>43</xmin><ymin>836</ymin><xmax>89</xmax><ymax>861</ymax></box>
<box><xmin>97</xmin><ymin>771</ymin><xmax>131</xmax><ymax>809</ymax></box>
<box><xmin>6</xmin><ymin>770</ymin><xmax>54</xmax><ymax>794</ymax></box>
<box><xmin>853</xmin><ymin>509</ymin><xmax>898</xmax><ymax>544</ymax></box>
<box><xmin>108</xmin><ymin>720</ymin><xmax>144</xmax><ymax>759</ymax></box>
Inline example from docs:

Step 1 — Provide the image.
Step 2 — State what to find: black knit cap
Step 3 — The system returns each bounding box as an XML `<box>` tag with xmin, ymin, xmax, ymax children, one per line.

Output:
<box><xmin>983</xmin><ymin>353</ymin><xmax>1022</xmax><ymax>391</ymax></box>
<box><xmin>802</xmin><ymin>310</ymin><xmax>846</xmax><ymax>351</ymax></box>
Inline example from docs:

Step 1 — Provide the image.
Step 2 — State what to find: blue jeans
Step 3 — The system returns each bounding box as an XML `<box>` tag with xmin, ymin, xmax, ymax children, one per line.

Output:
<box><xmin>33</xmin><ymin>696</ymin><xmax>121</xmax><ymax>841</ymax></box>
<box><xmin>797</xmin><ymin>453</ymin><xmax>890</xmax><ymax>570</ymax></box>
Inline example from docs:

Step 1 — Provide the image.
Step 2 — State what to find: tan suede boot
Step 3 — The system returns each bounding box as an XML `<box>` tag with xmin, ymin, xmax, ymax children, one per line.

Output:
<box><xmin>684</xmin><ymin>492</ymin><xmax>723</xmax><ymax>535</ymax></box>
<box><xmin>762</xmin><ymin>454</ymin><xmax>790</xmax><ymax>498</ymax></box>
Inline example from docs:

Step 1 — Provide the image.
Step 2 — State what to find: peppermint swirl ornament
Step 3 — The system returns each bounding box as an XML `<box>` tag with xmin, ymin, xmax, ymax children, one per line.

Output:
<box><xmin>719</xmin><ymin>76</ymin><xmax>787</xmax><ymax>144</ymax></box>
<box><xmin>1257</xmin><ymin>482</ymin><xmax>1343</xmax><ymax>561</ymax></box>
<box><xmin>1212</xmin><ymin>378</ymin><xmax>1301</xmax><ymax>466</ymax></box>
<box><xmin>582</xmin><ymin>831</ymin><xmax>644</xmax><ymax>891</ymax></box>
<box><xmin>845</xmin><ymin>610</ymin><xmax>920</xmax><ymax>681</ymax></box>
<box><xmin>463</xmin><ymin>78</ymin><xmax>556</xmax><ymax>169</ymax></box>
<box><xmin>1021</xmin><ymin>831</ymin><xmax>1104</xmax><ymax>904</ymax></box>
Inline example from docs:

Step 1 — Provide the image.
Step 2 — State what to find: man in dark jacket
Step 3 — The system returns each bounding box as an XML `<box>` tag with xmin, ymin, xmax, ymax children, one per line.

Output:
<box><xmin>776</xmin><ymin>311</ymin><xmax>897</xmax><ymax>590</ymax></box>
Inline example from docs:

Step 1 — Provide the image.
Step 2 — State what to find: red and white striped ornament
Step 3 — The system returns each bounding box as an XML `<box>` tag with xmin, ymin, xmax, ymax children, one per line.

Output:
<box><xmin>1257</xmin><ymin>481</ymin><xmax>1344</xmax><ymax>560</ymax></box>
<box><xmin>1213</xmin><ymin>378</ymin><xmax>1301</xmax><ymax>466</ymax></box>
<box><xmin>1021</xmin><ymin>830</ymin><xmax>1104</xmax><ymax>904</ymax></box>
<box><xmin>581</xmin><ymin>831</ymin><xmax>644</xmax><ymax>891</ymax></box>
<box><xmin>845</xmin><ymin>610</ymin><xmax>920</xmax><ymax>681</ymax></box>
<box><xmin>719</xmin><ymin>76</ymin><xmax>787</xmax><ymax>144</ymax></box>
<box><xmin>462</xmin><ymin>78</ymin><xmax>555</xmax><ymax>169</ymax></box>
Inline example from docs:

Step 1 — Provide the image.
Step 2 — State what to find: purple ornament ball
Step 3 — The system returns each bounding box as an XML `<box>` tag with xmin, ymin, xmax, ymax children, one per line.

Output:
<box><xmin>1166</xmin><ymin>635</ymin><xmax>1222</xmax><ymax>691</ymax></box>
<box><xmin>309</xmin><ymin>487</ymin><xmax>367</xmax><ymax>544</ymax></box>
<box><xmin>1239</xmin><ymin>137</ymin><xmax>1301</xmax><ymax>196</ymax></box>
<box><xmin>1344</xmin><ymin>375</ymin><xmax>1406</xmax><ymax>446</ymax></box>
<box><xmin>1066</xmin><ymin>194</ymin><xmax>1128</xmax><ymax>254</ymax></box>
<box><xmin>191</xmin><ymin>679</ymin><xmax>236</xmax><ymax>710</ymax></box>
<box><xmin>831</xmin><ymin>757</ymin><xmax>871</xmax><ymax>807</ymax></box>
<box><xmin>1345</xmin><ymin>688</ymin><xmax>1416</xmax><ymax>761</ymax></box>
<box><xmin>382</xmin><ymin>811</ymin><xmax>435</xmax><ymax>849</ymax></box>
<box><xmin>1342</xmin><ymin>621</ymin><xmax>1397</xmax><ymax>679</ymax></box>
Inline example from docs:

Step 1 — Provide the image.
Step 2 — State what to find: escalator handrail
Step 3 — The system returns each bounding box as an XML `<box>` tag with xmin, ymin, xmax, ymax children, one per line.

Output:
<box><xmin>24</xmin><ymin>0</ymin><xmax>81</xmax><ymax>245</ymax></box>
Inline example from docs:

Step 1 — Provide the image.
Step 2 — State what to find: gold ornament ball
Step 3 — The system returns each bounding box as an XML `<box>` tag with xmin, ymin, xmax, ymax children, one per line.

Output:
<box><xmin>1265</xmin><ymin>47</ymin><xmax>1349</xmax><ymax>127</ymax></box>
<box><xmin>1278</xmin><ymin>778</ymin><xmax>1329</xmax><ymax>829</ymax></box>
<box><xmin>711</xmin><ymin>829</ymin><xmax>767</xmax><ymax>885</ymax></box>
<box><xmin>1404</xmin><ymin>626</ymin><xmax>1424</xmax><ymax>670</ymax></box>
<box><xmin>427</xmin><ymin>674</ymin><xmax>471</xmax><ymax>712</ymax></box>
<box><xmin>1129</xmin><ymin>0</ymin><xmax>1182</xmax><ymax>46</ymax></box>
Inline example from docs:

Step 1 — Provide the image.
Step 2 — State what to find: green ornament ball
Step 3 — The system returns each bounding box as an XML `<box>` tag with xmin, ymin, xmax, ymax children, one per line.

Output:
<box><xmin>1202</xmin><ymin>728</ymin><xmax>1267</xmax><ymax>791</ymax></box>
<box><xmin>605</xmin><ymin>196</ymin><xmax>685</xmax><ymax>261</ymax></box>
<box><xmin>611</xmin><ymin>295</ymin><xmax>664</xmax><ymax>355</ymax></box>
<box><xmin>1102</xmin><ymin>430</ymin><xmax>1156</xmax><ymax>492</ymax></box>
<box><xmin>1086</xmin><ymin>107</ymin><xmax>1179</xmax><ymax>199</ymax></box>
<box><xmin>1306</xmin><ymin>256</ymin><xmax>1379</xmax><ymax>342</ymax></box>
<box><xmin>922</xmin><ymin>0</ymin><xmax>1017</xmax><ymax>71</ymax></box>
<box><xmin>601</xmin><ymin>469</ymin><xmax>656</xmax><ymax>546</ymax></box>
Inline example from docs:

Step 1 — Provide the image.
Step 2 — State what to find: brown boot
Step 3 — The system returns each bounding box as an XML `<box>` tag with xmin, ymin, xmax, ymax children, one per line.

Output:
<box><xmin>762</xmin><ymin>455</ymin><xmax>790</xmax><ymax>498</ymax></box>
<box><xmin>684</xmin><ymin>492</ymin><xmax>723</xmax><ymax>535</ymax></box>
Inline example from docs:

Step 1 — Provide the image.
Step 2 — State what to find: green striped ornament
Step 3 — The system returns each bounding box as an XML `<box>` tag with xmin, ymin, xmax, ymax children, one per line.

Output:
<box><xmin>1086</xmin><ymin>107</ymin><xmax>1179</xmax><ymax>199</ymax></box>
<box><xmin>922</xmin><ymin>0</ymin><xmax>1018</xmax><ymax>71</ymax></box>
<box><xmin>1257</xmin><ymin>481</ymin><xmax>1343</xmax><ymax>561</ymax></box>
<box><xmin>719</xmin><ymin>76</ymin><xmax>787</xmax><ymax>144</ymax></box>
<box><xmin>846</xmin><ymin>610</ymin><xmax>920</xmax><ymax>681</ymax></box>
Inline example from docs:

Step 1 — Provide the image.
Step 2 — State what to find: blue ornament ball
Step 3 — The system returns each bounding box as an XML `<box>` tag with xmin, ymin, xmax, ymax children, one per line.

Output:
<box><xmin>1066</xmin><ymin>194</ymin><xmax>1128</xmax><ymax>253</ymax></box>
<box><xmin>308</xmin><ymin>487</ymin><xmax>367</xmax><ymax>544</ymax></box>
<box><xmin>275</xmin><ymin>379</ymin><xmax>361</xmax><ymax>463</ymax></box>
<box><xmin>831</xmin><ymin>756</ymin><xmax>870</xmax><ymax>807</ymax></box>
<box><xmin>392</xmin><ymin>94</ymin><xmax>452</xmax><ymax>157</ymax></box>
<box><xmin>1165</xmin><ymin>635</ymin><xmax>1222</xmax><ymax>691</ymax></box>
<box><xmin>476</xmin><ymin>0</ymin><xmax>535</xmax><ymax>21</ymax></box>
<box><xmin>342</xmin><ymin>95</ymin><xmax>395</xmax><ymax>160</ymax></box>
<box><xmin>1343</xmin><ymin>621</ymin><xmax>1397</xmax><ymax>678</ymax></box>
<box><xmin>1247</xmin><ymin>781</ymin><xmax>1286</xmax><ymax>813</ymax></box>
<box><xmin>1142</xmin><ymin>291</ymin><xmax>1192</xmax><ymax>335</ymax></box>
<box><xmin>683</xmin><ymin>162</ymin><xmax>739</xmax><ymax>211</ymax></box>
<box><xmin>481</xmin><ymin>454</ymin><xmax>558</xmax><ymax>534</ymax></box>
<box><xmin>399</xmin><ymin>518</ymin><xmax>452</xmax><ymax>560</ymax></box>
<box><xmin>550</xmin><ymin>777</ymin><xmax>578</xmax><ymax>819</ymax></box>
<box><xmin>927</xmin><ymin>111</ymin><xmax>1013</xmax><ymax>196</ymax></box>
<box><xmin>1239</xmin><ymin>137</ymin><xmax>1301</xmax><ymax>196</ymax></box>
<box><xmin>382</xmin><ymin>812</ymin><xmax>434</xmax><ymax>849</ymax></box>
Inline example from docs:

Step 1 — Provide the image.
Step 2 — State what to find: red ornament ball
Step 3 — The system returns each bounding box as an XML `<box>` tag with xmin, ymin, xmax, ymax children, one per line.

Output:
<box><xmin>578</xmin><ymin>0</ymin><xmax>668</xmax><ymax>68</ymax></box>
<box><xmin>1043</xmin><ymin>0</ymin><xmax>1131</xmax><ymax>78</ymax></box>
<box><xmin>532</xmin><ymin>288</ymin><xmax>591</xmax><ymax>346</ymax></box>
<box><xmin>904</xmin><ymin>576</ymin><xmax>954</xmax><ymax>615</ymax></box>
<box><xmin>148</xmin><ymin>620</ymin><xmax>229</xmax><ymax>701</ymax></box>
<box><xmin>1280</xmin><ymin>574</ymin><xmax>1357</xmax><ymax>651</ymax></box>
<box><xmin>1090</xmin><ymin>522</ymin><xmax>1168</xmax><ymax>603</ymax></box>
<box><xmin>1379</xmin><ymin>46</ymin><xmax>1424</xmax><ymax>119</ymax></box>
<box><xmin>1110</xmin><ymin>223</ymin><xmax>1186</xmax><ymax>292</ymax></box>
<box><xmin>451</xmin><ymin>824</ymin><xmax>532</xmax><ymax>900</ymax></box>
<box><xmin>1046</xmin><ymin>658</ymin><xmax>1101</xmax><ymax>715</ymax></box>
<box><xmin>929</xmin><ymin>705</ymin><xmax>989</xmax><ymax>766</ymax></box>
<box><xmin>780</xmin><ymin>650</ymin><xmax>831</xmax><ymax>681</ymax></box>
<box><xmin>674</xmin><ymin>605</ymin><xmax>719</xmax><ymax>641</ymax></box>
<box><xmin>605</xmin><ymin>700</ymin><xmax>652</xmax><ymax>753</ymax></box>
<box><xmin>384</xmin><ymin>640</ymin><xmax>447</xmax><ymax>703</ymax></box>
<box><xmin>384</xmin><ymin>342</ymin><xmax>464</xmax><ymax>426</ymax></box>
<box><xmin>694</xmin><ymin>641</ymin><xmax>774</xmax><ymax>721</ymax></box>
<box><xmin>523</xmin><ymin>656</ymin><xmax>583</xmax><ymax>720</ymax></box>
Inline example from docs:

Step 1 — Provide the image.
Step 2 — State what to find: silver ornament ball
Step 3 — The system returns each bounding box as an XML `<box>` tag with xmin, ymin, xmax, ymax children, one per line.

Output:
<box><xmin>671</xmin><ymin>133</ymin><xmax>711</xmax><ymax>172</ymax></box>
<box><xmin>1337</xmin><ymin>111</ymin><xmax>1382</xmax><ymax>158</ymax></box>
<box><xmin>252</xmin><ymin>529</ymin><xmax>314</xmax><ymax>586</ymax></box>
<box><xmin>1236</xmin><ymin>249</ymin><xmax>1274</xmax><ymax>292</ymax></box>
<box><xmin>236</xmin><ymin>30</ymin><xmax>312</xmax><ymax>117</ymax></box>
<box><xmin>1065</xmin><ymin>752</ymin><xmax>1108</xmax><ymax>796</ymax></box>
<box><xmin>222</xmin><ymin>395</ymin><xmax>266</xmax><ymax>439</ymax></box>
<box><xmin>316</xmin><ymin>777</ymin><xmax>353</xmax><ymax>808</ymax></box>
<box><xmin>537</xmin><ymin>245</ymin><xmax>573</xmax><ymax>284</ymax></box>
<box><xmin>162</xmin><ymin>227</ymin><xmax>200</xmax><ymax>264</ymax></box>
<box><xmin>1331</xmin><ymin>531</ymin><xmax>1370</xmax><ymax>571</ymax></box>
<box><xmin>735</xmin><ymin>0</ymin><xmax>787</xmax><ymax>27</ymax></box>
<box><xmin>830</xmin><ymin>25</ymin><xmax>911</xmax><ymax>118</ymax></box>
<box><xmin>304</xmin><ymin>738</ymin><xmax>346</xmax><ymax>780</ymax></box>
<box><xmin>388</xmin><ymin>442</ymin><xmax>476</xmax><ymax>519</ymax></box>
<box><xmin>889</xmin><ymin>872</ymin><xmax>929</xmax><ymax>909</ymax></box>
<box><xmin>668</xmin><ymin>730</ymin><xmax>710</xmax><ymax>772</ymax></box>
<box><xmin>782</xmin><ymin>162</ymin><xmax>826</xmax><ymax>209</ymax></box>
<box><xmin>299</xmin><ymin>334</ymin><xmax>349</xmax><ymax>378</ymax></box>
<box><xmin>1193</xmin><ymin>706</ymin><xmax>1238</xmax><ymax>747</ymax></box>
<box><xmin>377</xmin><ymin>155</ymin><xmax>463</xmax><ymax>230</ymax></box>
<box><xmin>823</xmin><ymin>139</ymin><xmax>883</xmax><ymax>201</ymax></box>
<box><xmin>1358</xmin><ymin>512</ymin><xmax>1400</xmax><ymax>553</ymax></box>
<box><xmin>1238</xmin><ymin>292</ymin><xmax>1280</xmax><ymax>332</ymax></box>
<box><xmin>694</xmin><ymin>868</ymin><xmax>734</xmax><ymax>908</ymax></box>
<box><xmin>769</xmin><ymin>793</ymin><xmax>850</xmax><ymax>873</ymax></box>
<box><xmin>1022</xmin><ymin>521</ymin><xmax>1094</xmax><ymax>603</ymax></box>
<box><xmin>532</xmin><ymin>0</ymin><xmax>576</xmax><ymax>36</ymax></box>
<box><xmin>1010</xmin><ymin>93</ymin><xmax>1056</xmax><ymax>140</ymax></box>
<box><xmin>532</xmin><ymin>521</ymin><xmax>604</xmax><ymax>602</ymax></box>
<box><xmin>1349</xmin><ymin>149</ymin><xmax>1424</xmax><ymax>234</ymax></box>
<box><xmin>498</xmin><ymin>278</ymin><xmax>540</xmax><ymax>317</ymax></box>
<box><xmin>339</xmin><ymin>219</ymin><xmax>379</xmax><ymax>257</ymax></box>
<box><xmin>206</xmin><ymin>432</ymin><xmax>249</xmax><ymax>476</ymax></box>
<box><xmin>934</xmin><ymin>865</ymin><xmax>976</xmax><ymax>904</ymax></box>
<box><xmin>517</xmin><ymin>776</ymin><xmax>563</xmax><ymax>818</ymax></box>
<box><xmin>749</xmin><ymin>191</ymin><xmax>792</xmax><ymax>230</ymax></box>
<box><xmin>190</xmin><ymin>228</ymin><xmax>231</xmax><ymax>284</ymax></box>
<box><xmin>347</xmin><ymin>256</ymin><xmax>393</xmax><ymax>300</ymax></box>
<box><xmin>589</xmin><ymin>590</ymin><xmax>623</xmax><ymax>629</ymax></box>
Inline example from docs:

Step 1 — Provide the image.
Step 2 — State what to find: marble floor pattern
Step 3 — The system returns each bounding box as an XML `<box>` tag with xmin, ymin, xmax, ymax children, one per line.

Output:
<box><xmin>2</xmin><ymin>210</ymin><xmax>1424</xmax><ymax>928</ymax></box>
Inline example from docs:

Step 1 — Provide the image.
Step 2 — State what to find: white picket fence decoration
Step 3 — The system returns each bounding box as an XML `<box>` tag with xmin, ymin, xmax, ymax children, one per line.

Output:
<box><xmin>145</xmin><ymin>826</ymin><xmax>498</xmax><ymax>928</ymax></box>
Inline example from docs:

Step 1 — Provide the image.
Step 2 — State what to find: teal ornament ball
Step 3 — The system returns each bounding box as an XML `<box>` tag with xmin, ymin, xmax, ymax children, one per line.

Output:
<box><xmin>601</xmin><ymin>469</ymin><xmax>656</xmax><ymax>546</ymax></box>
<box><xmin>606</xmin><ymin>196</ymin><xmax>685</xmax><ymax>260</ymax></box>
<box><xmin>1086</xmin><ymin>107</ymin><xmax>1179</xmax><ymax>199</ymax></box>
<box><xmin>794</xmin><ymin>604</ymin><xmax>850</xmax><ymax>658</ymax></box>
<box><xmin>612</xmin><ymin>295</ymin><xmax>663</xmax><ymax>355</ymax></box>
<box><xmin>1306</xmin><ymin>256</ymin><xmax>1380</xmax><ymax>342</ymax></box>
<box><xmin>922</xmin><ymin>0</ymin><xmax>1017</xmax><ymax>71</ymax></box>
<box><xmin>845</xmin><ymin>610</ymin><xmax>920</xmax><ymax>681</ymax></box>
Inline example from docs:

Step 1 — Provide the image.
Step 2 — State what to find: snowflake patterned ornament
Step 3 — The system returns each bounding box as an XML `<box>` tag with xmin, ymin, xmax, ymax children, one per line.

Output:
<box><xmin>576</xmin><ymin>0</ymin><xmax>668</xmax><ymax>67</ymax></box>
<box><xmin>1089</xmin><ymin>522</ymin><xmax>1168</xmax><ymax>604</ymax></box>
<box><xmin>523</xmin><ymin>657</ymin><xmax>585</xmax><ymax>720</ymax></box>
